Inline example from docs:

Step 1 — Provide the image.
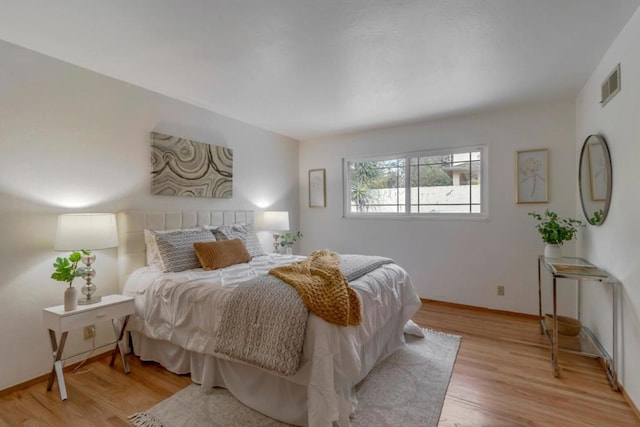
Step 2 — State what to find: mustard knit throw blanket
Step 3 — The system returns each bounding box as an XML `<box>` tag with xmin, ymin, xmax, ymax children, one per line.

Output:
<box><xmin>269</xmin><ymin>249</ymin><xmax>361</xmax><ymax>326</ymax></box>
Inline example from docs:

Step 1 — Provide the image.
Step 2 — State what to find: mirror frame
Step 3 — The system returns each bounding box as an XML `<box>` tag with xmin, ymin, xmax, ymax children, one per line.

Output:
<box><xmin>578</xmin><ymin>134</ymin><xmax>612</xmax><ymax>226</ymax></box>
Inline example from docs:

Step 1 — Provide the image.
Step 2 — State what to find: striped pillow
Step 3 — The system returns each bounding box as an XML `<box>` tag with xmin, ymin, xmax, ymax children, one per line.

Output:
<box><xmin>193</xmin><ymin>239</ymin><xmax>251</xmax><ymax>270</ymax></box>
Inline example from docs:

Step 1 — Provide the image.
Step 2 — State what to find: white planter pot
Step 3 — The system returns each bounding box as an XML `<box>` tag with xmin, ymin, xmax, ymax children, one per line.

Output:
<box><xmin>64</xmin><ymin>286</ymin><xmax>78</xmax><ymax>311</ymax></box>
<box><xmin>544</xmin><ymin>244</ymin><xmax>562</xmax><ymax>259</ymax></box>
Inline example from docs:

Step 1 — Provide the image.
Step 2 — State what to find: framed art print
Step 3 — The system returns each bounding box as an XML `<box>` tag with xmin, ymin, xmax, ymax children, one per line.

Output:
<box><xmin>309</xmin><ymin>168</ymin><xmax>326</xmax><ymax>208</ymax></box>
<box><xmin>515</xmin><ymin>149</ymin><xmax>548</xmax><ymax>204</ymax></box>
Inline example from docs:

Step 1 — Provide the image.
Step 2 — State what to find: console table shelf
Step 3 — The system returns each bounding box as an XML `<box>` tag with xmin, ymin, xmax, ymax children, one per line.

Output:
<box><xmin>537</xmin><ymin>256</ymin><xmax>619</xmax><ymax>390</ymax></box>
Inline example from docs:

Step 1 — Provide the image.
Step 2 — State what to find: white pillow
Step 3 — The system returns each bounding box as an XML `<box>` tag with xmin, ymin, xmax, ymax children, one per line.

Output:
<box><xmin>144</xmin><ymin>229</ymin><xmax>163</xmax><ymax>268</ymax></box>
<box><xmin>403</xmin><ymin>320</ymin><xmax>425</xmax><ymax>338</ymax></box>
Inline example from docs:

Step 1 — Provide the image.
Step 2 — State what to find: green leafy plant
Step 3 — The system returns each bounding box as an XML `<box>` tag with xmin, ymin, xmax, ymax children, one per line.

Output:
<box><xmin>51</xmin><ymin>250</ymin><xmax>90</xmax><ymax>287</ymax></box>
<box><xmin>590</xmin><ymin>209</ymin><xmax>604</xmax><ymax>224</ymax></box>
<box><xmin>528</xmin><ymin>210</ymin><xmax>584</xmax><ymax>245</ymax></box>
<box><xmin>279</xmin><ymin>231</ymin><xmax>303</xmax><ymax>248</ymax></box>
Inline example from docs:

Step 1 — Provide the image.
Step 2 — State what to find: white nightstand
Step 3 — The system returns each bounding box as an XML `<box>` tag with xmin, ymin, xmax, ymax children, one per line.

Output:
<box><xmin>42</xmin><ymin>294</ymin><xmax>135</xmax><ymax>400</ymax></box>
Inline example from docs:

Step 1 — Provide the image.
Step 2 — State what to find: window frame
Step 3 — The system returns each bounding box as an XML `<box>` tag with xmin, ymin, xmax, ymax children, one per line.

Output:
<box><xmin>342</xmin><ymin>145</ymin><xmax>489</xmax><ymax>220</ymax></box>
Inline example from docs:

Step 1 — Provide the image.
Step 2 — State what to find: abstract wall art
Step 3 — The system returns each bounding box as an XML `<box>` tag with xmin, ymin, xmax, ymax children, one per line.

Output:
<box><xmin>151</xmin><ymin>132</ymin><xmax>233</xmax><ymax>198</ymax></box>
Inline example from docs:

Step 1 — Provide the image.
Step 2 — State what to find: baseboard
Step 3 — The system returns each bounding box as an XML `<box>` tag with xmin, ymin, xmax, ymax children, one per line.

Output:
<box><xmin>421</xmin><ymin>298</ymin><xmax>539</xmax><ymax>320</ymax></box>
<box><xmin>0</xmin><ymin>349</ymin><xmax>112</xmax><ymax>397</ymax></box>
<box><xmin>620</xmin><ymin>383</ymin><xmax>640</xmax><ymax>423</ymax></box>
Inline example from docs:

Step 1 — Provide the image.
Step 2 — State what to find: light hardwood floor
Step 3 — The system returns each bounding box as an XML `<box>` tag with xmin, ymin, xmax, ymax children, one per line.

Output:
<box><xmin>414</xmin><ymin>301</ymin><xmax>638</xmax><ymax>427</ymax></box>
<box><xmin>1</xmin><ymin>301</ymin><xmax>638</xmax><ymax>426</ymax></box>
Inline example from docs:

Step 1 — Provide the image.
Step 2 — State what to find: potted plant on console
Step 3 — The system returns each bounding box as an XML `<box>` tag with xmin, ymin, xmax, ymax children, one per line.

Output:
<box><xmin>279</xmin><ymin>231</ymin><xmax>303</xmax><ymax>255</ymax></box>
<box><xmin>528</xmin><ymin>210</ymin><xmax>584</xmax><ymax>258</ymax></box>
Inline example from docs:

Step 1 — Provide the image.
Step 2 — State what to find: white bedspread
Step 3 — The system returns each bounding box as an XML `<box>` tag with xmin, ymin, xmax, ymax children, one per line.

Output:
<box><xmin>123</xmin><ymin>254</ymin><xmax>421</xmax><ymax>427</ymax></box>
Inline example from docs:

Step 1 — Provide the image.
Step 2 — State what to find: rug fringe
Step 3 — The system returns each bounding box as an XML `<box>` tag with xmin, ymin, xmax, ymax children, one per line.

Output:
<box><xmin>128</xmin><ymin>411</ymin><xmax>163</xmax><ymax>427</ymax></box>
<box><xmin>422</xmin><ymin>327</ymin><xmax>462</xmax><ymax>340</ymax></box>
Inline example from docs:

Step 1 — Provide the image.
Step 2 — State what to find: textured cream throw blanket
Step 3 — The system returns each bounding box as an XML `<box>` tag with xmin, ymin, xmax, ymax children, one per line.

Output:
<box><xmin>270</xmin><ymin>249</ymin><xmax>361</xmax><ymax>326</ymax></box>
<box><xmin>213</xmin><ymin>251</ymin><xmax>394</xmax><ymax>375</ymax></box>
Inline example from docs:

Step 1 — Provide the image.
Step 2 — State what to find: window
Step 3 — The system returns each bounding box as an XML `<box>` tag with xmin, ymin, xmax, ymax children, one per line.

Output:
<box><xmin>343</xmin><ymin>146</ymin><xmax>487</xmax><ymax>218</ymax></box>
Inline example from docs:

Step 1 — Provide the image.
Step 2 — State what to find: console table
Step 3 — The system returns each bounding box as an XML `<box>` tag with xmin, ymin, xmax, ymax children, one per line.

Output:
<box><xmin>537</xmin><ymin>256</ymin><xmax>618</xmax><ymax>390</ymax></box>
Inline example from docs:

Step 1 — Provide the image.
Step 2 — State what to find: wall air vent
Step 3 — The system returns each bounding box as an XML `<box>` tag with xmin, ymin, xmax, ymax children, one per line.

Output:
<box><xmin>600</xmin><ymin>63</ymin><xmax>621</xmax><ymax>107</ymax></box>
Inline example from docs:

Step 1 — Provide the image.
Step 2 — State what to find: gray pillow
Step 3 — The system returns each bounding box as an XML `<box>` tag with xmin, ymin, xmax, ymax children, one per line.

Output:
<box><xmin>213</xmin><ymin>223</ymin><xmax>265</xmax><ymax>258</ymax></box>
<box><xmin>144</xmin><ymin>227</ymin><xmax>201</xmax><ymax>268</ymax></box>
<box><xmin>151</xmin><ymin>227</ymin><xmax>216</xmax><ymax>272</ymax></box>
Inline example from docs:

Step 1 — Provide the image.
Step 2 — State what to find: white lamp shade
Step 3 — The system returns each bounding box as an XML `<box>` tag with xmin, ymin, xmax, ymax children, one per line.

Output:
<box><xmin>54</xmin><ymin>213</ymin><xmax>119</xmax><ymax>251</ymax></box>
<box><xmin>260</xmin><ymin>211</ymin><xmax>290</xmax><ymax>232</ymax></box>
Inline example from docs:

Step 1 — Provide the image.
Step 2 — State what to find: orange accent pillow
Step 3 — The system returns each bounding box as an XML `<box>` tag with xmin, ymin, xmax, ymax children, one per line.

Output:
<box><xmin>193</xmin><ymin>239</ymin><xmax>251</xmax><ymax>271</ymax></box>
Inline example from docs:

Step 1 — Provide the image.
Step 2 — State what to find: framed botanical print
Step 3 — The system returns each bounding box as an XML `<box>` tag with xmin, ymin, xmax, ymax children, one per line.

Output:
<box><xmin>309</xmin><ymin>168</ymin><xmax>326</xmax><ymax>208</ymax></box>
<box><xmin>515</xmin><ymin>149</ymin><xmax>548</xmax><ymax>204</ymax></box>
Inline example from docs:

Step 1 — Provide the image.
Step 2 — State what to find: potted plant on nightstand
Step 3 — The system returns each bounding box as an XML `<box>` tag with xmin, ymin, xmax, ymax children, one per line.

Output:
<box><xmin>279</xmin><ymin>231</ymin><xmax>303</xmax><ymax>255</ymax></box>
<box><xmin>528</xmin><ymin>210</ymin><xmax>584</xmax><ymax>258</ymax></box>
<box><xmin>51</xmin><ymin>250</ymin><xmax>90</xmax><ymax>311</ymax></box>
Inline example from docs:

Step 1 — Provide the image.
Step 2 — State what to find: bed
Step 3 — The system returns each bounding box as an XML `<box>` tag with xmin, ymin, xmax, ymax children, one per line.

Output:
<box><xmin>118</xmin><ymin>210</ymin><xmax>421</xmax><ymax>427</ymax></box>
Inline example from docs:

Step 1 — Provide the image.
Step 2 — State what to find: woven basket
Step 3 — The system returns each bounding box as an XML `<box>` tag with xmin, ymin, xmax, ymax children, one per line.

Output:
<box><xmin>544</xmin><ymin>314</ymin><xmax>581</xmax><ymax>336</ymax></box>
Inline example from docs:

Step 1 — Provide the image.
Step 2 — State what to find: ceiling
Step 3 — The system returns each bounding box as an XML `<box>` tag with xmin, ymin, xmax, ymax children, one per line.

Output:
<box><xmin>0</xmin><ymin>1</ymin><xmax>638</xmax><ymax>140</ymax></box>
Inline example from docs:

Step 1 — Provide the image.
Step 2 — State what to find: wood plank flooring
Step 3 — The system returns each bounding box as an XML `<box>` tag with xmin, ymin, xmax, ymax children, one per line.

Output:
<box><xmin>415</xmin><ymin>301</ymin><xmax>639</xmax><ymax>427</ymax></box>
<box><xmin>1</xmin><ymin>301</ymin><xmax>638</xmax><ymax>426</ymax></box>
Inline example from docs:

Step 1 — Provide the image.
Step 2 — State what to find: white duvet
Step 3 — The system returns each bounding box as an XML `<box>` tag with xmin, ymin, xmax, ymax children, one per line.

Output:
<box><xmin>123</xmin><ymin>254</ymin><xmax>421</xmax><ymax>427</ymax></box>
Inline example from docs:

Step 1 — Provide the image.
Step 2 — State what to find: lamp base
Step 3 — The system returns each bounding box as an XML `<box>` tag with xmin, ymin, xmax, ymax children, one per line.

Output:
<box><xmin>78</xmin><ymin>295</ymin><xmax>102</xmax><ymax>305</ymax></box>
<box><xmin>272</xmin><ymin>232</ymin><xmax>281</xmax><ymax>253</ymax></box>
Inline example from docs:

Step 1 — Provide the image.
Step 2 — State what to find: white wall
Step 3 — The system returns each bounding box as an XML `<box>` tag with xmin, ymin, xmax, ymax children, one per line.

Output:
<box><xmin>299</xmin><ymin>100</ymin><xmax>577</xmax><ymax>315</ymax></box>
<box><xmin>0</xmin><ymin>40</ymin><xmax>299</xmax><ymax>390</ymax></box>
<box><xmin>576</xmin><ymin>6</ymin><xmax>640</xmax><ymax>410</ymax></box>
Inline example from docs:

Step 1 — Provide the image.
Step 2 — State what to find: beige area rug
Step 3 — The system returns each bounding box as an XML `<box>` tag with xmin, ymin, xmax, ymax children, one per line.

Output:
<box><xmin>129</xmin><ymin>328</ymin><xmax>461</xmax><ymax>427</ymax></box>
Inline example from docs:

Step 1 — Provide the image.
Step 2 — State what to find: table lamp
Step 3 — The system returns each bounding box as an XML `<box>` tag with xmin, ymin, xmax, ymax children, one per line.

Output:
<box><xmin>260</xmin><ymin>211</ymin><xmax>290</xmax><ymax>253</ymax></box>
<box><xmin>54</xmin><ymin>213</ymin><xmax>119</xmax><ymax>305</ymax></box>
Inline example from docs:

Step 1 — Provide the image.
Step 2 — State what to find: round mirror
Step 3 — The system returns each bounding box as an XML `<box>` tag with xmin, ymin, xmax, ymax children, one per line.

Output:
<box><xmin>578</xmin><ymin>134</ymin><xmax>612</xmax><ymax>225</ymax></box>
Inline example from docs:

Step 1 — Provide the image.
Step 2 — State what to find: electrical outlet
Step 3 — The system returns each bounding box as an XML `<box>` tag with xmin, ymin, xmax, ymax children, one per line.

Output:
<box><xmin>497</xmin><ymin>285</ymin><xmax>505</xmax><ymax>296</ymax></box>
<box><xmin>84</xmin><ymin>325</ymin><xmax>96</xmax><ymax>340</ymax></box>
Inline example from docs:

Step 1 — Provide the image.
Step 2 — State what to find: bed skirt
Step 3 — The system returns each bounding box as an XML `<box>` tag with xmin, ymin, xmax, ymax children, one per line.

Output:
<box><xmin>130</xmin><ymin>306</ymin><xmax>410</xmax><ymax>426</ymax></box>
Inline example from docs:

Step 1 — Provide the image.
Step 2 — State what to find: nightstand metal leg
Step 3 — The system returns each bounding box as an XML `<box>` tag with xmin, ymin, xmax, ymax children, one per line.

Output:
<box><xmin>110</xmin><ymin>315</ymin><xmax>130</xmax><ymax>373</ymax></box>
<box><xmin>46</xmin><ymin>329</ymin><xmax>68</xmax><ymax>400</ymax></box>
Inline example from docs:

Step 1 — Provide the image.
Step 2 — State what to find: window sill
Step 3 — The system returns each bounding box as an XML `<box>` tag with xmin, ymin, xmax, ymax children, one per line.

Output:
<box><xmin>342</xmin><ymin>213</ymin><xmax>489</xmax><ymax>221</ymax></box>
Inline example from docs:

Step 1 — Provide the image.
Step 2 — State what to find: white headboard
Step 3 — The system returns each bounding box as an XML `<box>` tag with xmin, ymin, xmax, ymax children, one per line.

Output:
<box><xmin>116</xmin><ymin>210</ymin><xmax>254</xmax><ymax>291</ymax></box>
